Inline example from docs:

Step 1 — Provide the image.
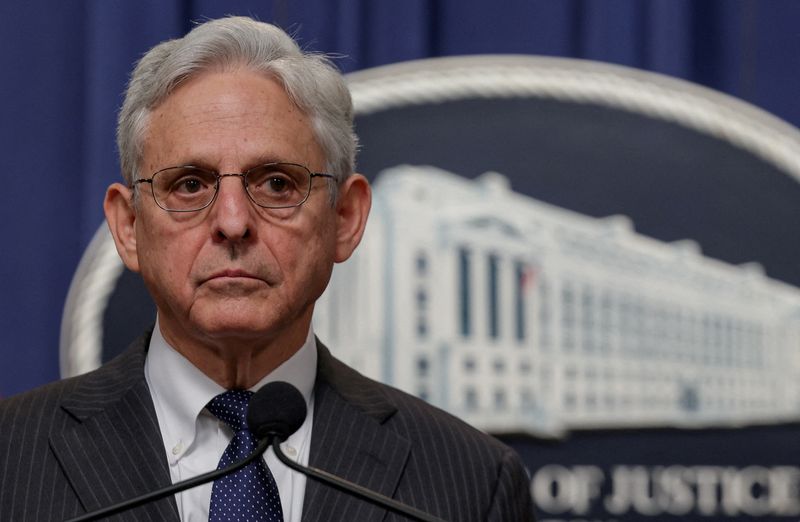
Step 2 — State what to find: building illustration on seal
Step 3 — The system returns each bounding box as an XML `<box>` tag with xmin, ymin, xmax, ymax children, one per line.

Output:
<box><xmin>314</xmin><ymin>165</ymin><xmax>800</xmax><ymax>437</ymax></box>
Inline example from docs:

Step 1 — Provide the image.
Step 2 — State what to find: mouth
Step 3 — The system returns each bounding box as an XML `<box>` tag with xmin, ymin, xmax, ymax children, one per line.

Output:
<box><xmin>201</xmin><ymin>269</ymin><xmax>266</xmax><ymax>285</ymax></box>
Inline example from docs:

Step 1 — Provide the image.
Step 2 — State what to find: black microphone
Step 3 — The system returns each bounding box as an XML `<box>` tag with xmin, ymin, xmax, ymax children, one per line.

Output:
<box><xmin>64</xmin><ymin>383</ymin><xmax>304</xmax><ymax>522</ymax></box>
<box><xmin>249</xmin><ymin>382</ymin><xmax>446</xmax><ymax>522</ymax></box>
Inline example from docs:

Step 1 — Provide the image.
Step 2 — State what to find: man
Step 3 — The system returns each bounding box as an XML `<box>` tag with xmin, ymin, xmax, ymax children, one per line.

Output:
<box><xmin>0</xmin><ymin>16</ymin><xmax>534</xmax><ymax>521</ymax></box>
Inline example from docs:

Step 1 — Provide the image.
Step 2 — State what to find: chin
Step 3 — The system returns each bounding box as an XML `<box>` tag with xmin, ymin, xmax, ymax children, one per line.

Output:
<box><xmin>186</xmin><ymin>293</ymin><xmax>313</xmax><ymax>340</ymax></box>
<box><xmin>190</xmin><ymin>306</ymin><xmax>291</xmax><ymax>341</ymax></box>
<box><xmin>200</xmin><ymin>316</ymin><xmax>271</xmax><ymax>335</ymax></box>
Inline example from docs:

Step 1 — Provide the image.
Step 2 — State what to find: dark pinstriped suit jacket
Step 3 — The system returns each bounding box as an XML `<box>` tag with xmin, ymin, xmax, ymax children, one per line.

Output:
<box><xmin>0</xmin><ymin>333</ymin><xmax>534</xmax><ymax>521</ymax></box>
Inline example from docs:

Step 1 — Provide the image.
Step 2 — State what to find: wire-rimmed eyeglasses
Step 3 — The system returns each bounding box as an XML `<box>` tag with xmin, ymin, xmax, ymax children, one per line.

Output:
<box><xmin>132</xmin><ymin>162</ymin><xmax>335</xmax><ymax>212</ymax></box>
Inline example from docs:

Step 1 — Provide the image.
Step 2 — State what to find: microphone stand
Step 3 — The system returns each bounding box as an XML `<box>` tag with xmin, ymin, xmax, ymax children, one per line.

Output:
<box><xmin>65</xmin><ymin>438</ymin><xmax>271</xmax><ymax>522</ymax></box>
<box><xmin>271</xmin><ymin>437</ymin><xmax>446</xmax><ymax>522</ymax></box>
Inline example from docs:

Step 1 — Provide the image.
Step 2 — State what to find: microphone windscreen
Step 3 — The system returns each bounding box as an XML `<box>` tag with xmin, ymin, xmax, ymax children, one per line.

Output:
<box><xmin>247</xmin><ymin>381</ymin><xmax>308</xmax><ymax>442</ymax></box>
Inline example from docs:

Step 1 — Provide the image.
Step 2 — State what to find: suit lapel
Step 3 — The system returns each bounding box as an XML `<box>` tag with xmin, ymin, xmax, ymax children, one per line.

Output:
<box><xmin>302</xmin><ymin>342</ymin><xmax>411</xmax><ymax>522</ymax></box>
<box><xmin>50</xmin><ymin>337</ymin><xmax>180</xmax><ymax>522</ymax></box>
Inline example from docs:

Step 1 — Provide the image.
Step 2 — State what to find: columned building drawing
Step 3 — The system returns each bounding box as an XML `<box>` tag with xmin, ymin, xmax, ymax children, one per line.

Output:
<box><xmin>313</xmin><ymin>165</ymin><xmax>800</xmax><ymax>436</ymax></box>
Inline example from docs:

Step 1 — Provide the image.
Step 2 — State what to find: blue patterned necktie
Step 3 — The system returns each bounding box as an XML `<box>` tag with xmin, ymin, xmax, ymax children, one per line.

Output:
<box><xmin>207</xmin><ymin>390</ymin><xmax>284</xmax><ymax>522</ymax></box>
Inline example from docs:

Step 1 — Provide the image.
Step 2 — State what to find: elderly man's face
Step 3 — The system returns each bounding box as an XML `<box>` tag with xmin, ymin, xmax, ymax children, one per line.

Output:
<box><xmin>106</xmin><ymin>68</ymin><xmax>367</xmax><ymax>360</ymax></box>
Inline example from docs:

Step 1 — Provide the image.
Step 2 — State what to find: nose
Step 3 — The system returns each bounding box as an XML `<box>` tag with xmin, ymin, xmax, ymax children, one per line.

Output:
<box><xmin>210</xmin><ymin>174</ymin><xmax>253</xmax><ymax>243</ymax></box>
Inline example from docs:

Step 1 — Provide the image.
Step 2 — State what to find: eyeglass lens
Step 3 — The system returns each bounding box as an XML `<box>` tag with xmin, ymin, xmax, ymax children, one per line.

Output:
<box><xmin>151</xmin><ymin>163</ymin><xmax>314</xmax><ymax>211</ymax></box>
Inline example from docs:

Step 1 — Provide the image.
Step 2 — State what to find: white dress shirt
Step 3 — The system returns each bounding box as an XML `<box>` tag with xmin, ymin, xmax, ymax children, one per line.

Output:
<box><xmin>145</xmin><ymin>318</ymin><xmax>316</xmax><ymax>522</ymax></box>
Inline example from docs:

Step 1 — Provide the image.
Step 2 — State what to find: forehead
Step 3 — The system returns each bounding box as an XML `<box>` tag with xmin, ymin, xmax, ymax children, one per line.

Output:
<box><xmin>142</xmin><ymin>69</ymin><xmax>323</xmax><ymax>171</ymax></box>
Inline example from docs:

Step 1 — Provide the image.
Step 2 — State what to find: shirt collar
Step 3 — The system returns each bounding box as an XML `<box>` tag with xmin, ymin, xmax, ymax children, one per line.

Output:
<box><xmin>145</xmin><ymin>317</ymin><xmax>317</xmax><ymax>462</ymax></box>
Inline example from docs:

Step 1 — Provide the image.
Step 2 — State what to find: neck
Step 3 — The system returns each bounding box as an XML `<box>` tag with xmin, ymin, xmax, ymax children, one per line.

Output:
<box><xmin>157</xmin><ymin>319</ymin><xmax>310</xmax><ymax>389</ymax></box>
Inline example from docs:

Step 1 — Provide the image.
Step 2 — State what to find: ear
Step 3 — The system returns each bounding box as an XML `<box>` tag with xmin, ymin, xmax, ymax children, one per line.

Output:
<box><xmin>333</xmin><ymin>174</ymin><xmax>371</xmax><ymax>263</ymax></box>
<box><xmin>104</xmin><ymin>182</ymin><xmax>141</xmax><ymax>273</ymax></box>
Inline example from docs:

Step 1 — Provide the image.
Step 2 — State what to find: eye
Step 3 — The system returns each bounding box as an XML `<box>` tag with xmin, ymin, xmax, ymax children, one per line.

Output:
<box><xmin>247</xmin><ymin>164</ymin><xmax>303</xmax><ymax>197</ymax></box>
<box><xmin>150</xmin><ymin>166</ymin><xmax>218</xmax><ymax>211</ymax></box>
<box><xmin>173</xmin><ymin>176</ymin><xmax>208</xmax><ymax>194</ymax></box>
<box><xmin>266</xmin><ymin>174</ymin><xmax>292</xmax><ymax>194</ymax></box>
<box><xmin>155</xmin><ymin>167</ymin><xmax>216</xmax><ymax>198</ymax></box>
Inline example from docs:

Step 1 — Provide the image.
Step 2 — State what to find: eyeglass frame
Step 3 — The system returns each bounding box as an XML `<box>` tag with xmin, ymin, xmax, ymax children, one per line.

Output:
<box><xmin>131</xmin><ymin>162</ymin><xmax>336</xmax><ymax>212</ymax></box>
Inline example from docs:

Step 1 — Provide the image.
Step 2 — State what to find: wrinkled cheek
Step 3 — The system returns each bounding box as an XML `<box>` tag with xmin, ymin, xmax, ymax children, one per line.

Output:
<box><xmin>136</xmin><ymin>244</ymin><xmax>191</xmax><ymax>314</ymax></box>
<box><xmin>306</xmin><ymin>257</ymin><xmax>335</xmax><ymax>302</ymax></box>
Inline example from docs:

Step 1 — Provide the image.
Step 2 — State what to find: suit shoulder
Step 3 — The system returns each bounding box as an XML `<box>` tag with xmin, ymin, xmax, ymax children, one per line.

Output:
<box><xmin>317</xmin><ymin>354</ymin><xmax>534</xmax><ymax>518</ymax></box>
<box><xmin>0</xmin><ymin>373</ymin><xmax>83</xmax><ymax>413</ymax></box>
<box><xmin>317</xmin><ymin>344</ymin><xmax>515</xmax><ymax>459</ymax></box>
<box><xmin>0</xmin><ymin>373</ymin><xmax>85</xmax><ymax>448</ymax></box>
<box><xmin>0</xmin><ymin>336</ymin><xmax>149</xmax><ymax>440</ymax></box>
<box><xmin>379</xmin><ymin>379</ymin><xmax>515</xmax><ymax>455</ymax></box>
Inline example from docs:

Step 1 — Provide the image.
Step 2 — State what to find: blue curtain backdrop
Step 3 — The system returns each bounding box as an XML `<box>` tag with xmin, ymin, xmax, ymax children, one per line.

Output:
<box><xmin>1</xmin><ymin>0</ymin><xmax>799</xmax><ymax>397</ymax></box>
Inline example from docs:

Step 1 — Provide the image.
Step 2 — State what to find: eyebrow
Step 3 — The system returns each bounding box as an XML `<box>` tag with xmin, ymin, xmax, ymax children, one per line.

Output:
<box><xmin>161</xmin><ymin>155</ymin><xmax>294</xmax><ymax>172</ymax></box>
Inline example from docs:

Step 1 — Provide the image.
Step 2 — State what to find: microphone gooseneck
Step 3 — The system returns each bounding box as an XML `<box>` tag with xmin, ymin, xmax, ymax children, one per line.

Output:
<box><xmin>270</xmin><ymin>439</ymin><xmax>445</xmax><ymax>522</ymax></box>
<box><xmin>255</xmin><ymin>384</ymin><xmax>446</xmax><ymax>522</ymax></box>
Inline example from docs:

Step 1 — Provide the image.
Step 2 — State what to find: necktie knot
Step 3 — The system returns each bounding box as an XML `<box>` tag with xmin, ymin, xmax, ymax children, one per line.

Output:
<box><xmin>207</xmin><ymin>389</ymin><xmax>253</xmax><ymax>432</ymax></box>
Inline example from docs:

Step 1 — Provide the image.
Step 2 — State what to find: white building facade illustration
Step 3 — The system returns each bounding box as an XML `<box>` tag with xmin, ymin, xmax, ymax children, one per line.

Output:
<box><xmin>313</xmin><ymin>165</ymin><xmax>800</xmax><ymax>437</ymax></box>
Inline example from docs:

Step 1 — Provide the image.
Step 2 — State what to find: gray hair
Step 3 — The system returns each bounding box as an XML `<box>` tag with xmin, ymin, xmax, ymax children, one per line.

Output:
<box><xmin>117</xmin><ymin>16</ymin><xmax>357</xmax><ymax>196</ymax></box>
